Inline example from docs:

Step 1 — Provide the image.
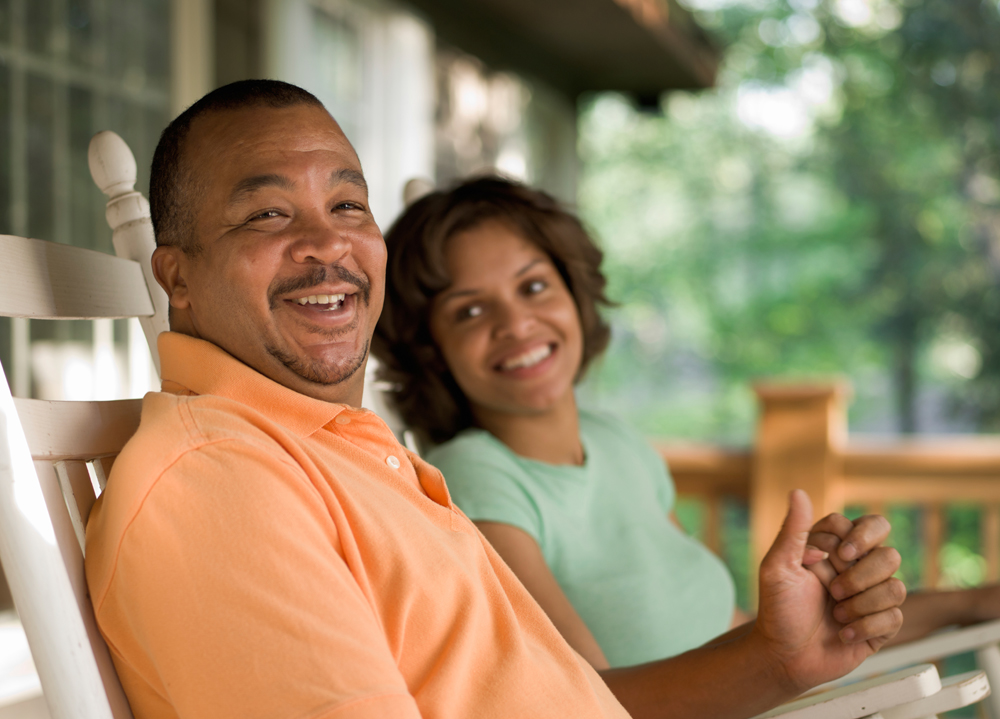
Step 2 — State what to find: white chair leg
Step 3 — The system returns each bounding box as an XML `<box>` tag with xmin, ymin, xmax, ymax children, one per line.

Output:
<box><xmin>975</xmin><ymin>644</ymin><xmax>1000</xmax><ymax>719</ymax></box>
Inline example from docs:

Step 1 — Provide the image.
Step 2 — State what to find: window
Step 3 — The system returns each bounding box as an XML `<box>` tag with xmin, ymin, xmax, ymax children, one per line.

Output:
<box><xmin>0</xmin><ymin>0</ymin><xmax>170</xmax><ymax>399</ymax></box>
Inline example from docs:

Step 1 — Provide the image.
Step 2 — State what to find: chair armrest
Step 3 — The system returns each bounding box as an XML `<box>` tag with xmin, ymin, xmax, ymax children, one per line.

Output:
<box><xmin>752</xmin><ymin>664</ymin><xmax>941</xmax><ymax>719</ymax></box>
<box><xmin>828</xmin><ymin>619</ymin><xmax>1000</xmax><ymax>687</ymax></box>
<box><xmin>875</xmin><ymin>670</ymin><xmax>990</xmax><ymax>719</ymax></box>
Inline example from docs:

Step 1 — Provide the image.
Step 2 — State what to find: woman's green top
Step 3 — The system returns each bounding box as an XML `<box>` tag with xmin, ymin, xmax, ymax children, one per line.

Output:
<box><xmin>426</xmin><ymin>408</ymin><xmax>736</xmax><ymax>668</ymax></box>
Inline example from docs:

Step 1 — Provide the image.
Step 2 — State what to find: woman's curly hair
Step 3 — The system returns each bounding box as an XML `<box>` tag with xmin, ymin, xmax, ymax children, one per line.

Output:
<box><xmin>372</xmin><ymin>176</ymin><xmax>614</xmax><ymax>447</ymax></box>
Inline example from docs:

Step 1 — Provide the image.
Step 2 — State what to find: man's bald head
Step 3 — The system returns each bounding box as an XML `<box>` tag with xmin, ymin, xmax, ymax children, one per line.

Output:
<box><xmin>149</xmin><ymin>79</ymin><xmax>325</xmax><ymax>253</ymax></box>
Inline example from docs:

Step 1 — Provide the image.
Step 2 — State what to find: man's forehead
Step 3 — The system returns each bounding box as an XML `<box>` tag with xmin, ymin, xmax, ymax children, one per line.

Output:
<box><xmin>185</xmin><ymin>104</ymin><xmax>359</xmax><ymax>171</ymax></box>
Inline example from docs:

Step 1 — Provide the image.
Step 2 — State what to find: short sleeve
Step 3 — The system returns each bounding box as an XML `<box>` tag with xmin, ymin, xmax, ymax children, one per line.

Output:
<box><xmin>94</xmin><ymin>439</ymin><xmax>420</xmax><ymax>719</ymax></box>
<box><xmin>427</xmin><ymin>433</ymin><xmax>545</xmax><ymax>544</ymax></box>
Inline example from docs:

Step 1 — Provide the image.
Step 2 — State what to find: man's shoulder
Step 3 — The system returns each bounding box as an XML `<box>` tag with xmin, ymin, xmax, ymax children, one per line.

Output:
<box><xmin>94</xmin><ymin>391</ymin><xmax>299</xmax><ymax>531</ymax></box>
<box><xmin>85</xmin><ymin>390</ymin><xmax>308</xmax><ymax>593</ymax></box>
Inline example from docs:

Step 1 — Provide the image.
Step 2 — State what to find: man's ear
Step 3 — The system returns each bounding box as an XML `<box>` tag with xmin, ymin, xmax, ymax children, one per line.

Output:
<box><xmin>151</xmin><ymin>245</ymin><xmax>192</xmax><ymax>310</ymax></box>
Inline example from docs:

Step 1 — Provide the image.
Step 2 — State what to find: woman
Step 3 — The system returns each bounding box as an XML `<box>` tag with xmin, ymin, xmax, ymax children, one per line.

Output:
<box><xmin>373</xmin><ymin>175</ymin><xmax>996</xmax><ymax>669</ymax></box>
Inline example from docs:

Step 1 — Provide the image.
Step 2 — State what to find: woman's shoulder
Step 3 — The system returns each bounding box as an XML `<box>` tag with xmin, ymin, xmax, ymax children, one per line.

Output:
<box><xmin>425</xmin><ymin>429</ymin><xmax>521</xmax><ymax>477</ymax></box>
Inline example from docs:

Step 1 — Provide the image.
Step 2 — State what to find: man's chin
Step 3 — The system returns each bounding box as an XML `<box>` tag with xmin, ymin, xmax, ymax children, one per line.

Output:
<box><xmin>266</xmin><ymin>340</ymin><xmax>369</xmax><ymax>388</ymax></box>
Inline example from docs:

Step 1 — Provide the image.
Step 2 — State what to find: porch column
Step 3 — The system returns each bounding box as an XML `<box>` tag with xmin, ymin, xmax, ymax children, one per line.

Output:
<box><xmin>750</xmin><ymin>382</ymin><xmax>850</xmax><ymax>594</ymax></box>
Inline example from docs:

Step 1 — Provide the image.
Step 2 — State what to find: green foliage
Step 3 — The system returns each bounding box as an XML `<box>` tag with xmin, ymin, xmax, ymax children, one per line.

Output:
<box><xmin>577</xmin><ymin>0</ymin><xmax>1000</xmax><ymax>437</ymax></box>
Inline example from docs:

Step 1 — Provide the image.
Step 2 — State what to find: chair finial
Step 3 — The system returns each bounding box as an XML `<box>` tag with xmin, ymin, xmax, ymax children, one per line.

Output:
<box><xmin>88</xmin><ymin>131</ymin><xmax>138</xmax><ymax>199</ymax></box>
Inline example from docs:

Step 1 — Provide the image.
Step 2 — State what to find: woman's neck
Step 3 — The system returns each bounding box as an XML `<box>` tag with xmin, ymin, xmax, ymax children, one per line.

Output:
<box><xmin>474</xmin><ymin>392</ymin><xmax>584</xmax><ymax>466</ymax></box>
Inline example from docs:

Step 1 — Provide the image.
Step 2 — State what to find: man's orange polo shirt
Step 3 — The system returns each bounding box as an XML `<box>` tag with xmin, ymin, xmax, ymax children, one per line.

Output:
<box><xmin>86</xmin><ymin>333</ymin><xmax>630</xmax><ymax>719</ymax></box>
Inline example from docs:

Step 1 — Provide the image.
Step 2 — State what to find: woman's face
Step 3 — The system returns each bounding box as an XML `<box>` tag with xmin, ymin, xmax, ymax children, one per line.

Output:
<box><xmin>429</xmin><ymin>219</ymin><xmax>584</xmax><ymax>419</ymax></box>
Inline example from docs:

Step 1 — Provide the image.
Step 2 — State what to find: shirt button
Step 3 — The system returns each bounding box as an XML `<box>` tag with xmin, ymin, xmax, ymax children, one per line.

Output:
<box><xmin>386</xmin><ymin>455</ymin><xmax>401</xmax><ymax>469</ymax></box>
<box><xmin>335</xmin><ymin>415</ymin><xmax>351</xmax><ymax>425</ymax></box>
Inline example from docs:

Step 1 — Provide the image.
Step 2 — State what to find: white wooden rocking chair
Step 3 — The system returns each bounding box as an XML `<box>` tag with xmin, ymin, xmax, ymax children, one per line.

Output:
<box><xmin>0</xmin><ymin>130</ymin><xmax>987</xmax><ymax>719</ymax></box>
<box><xmin>0</xmin><ymin>131</ymin><xmax>167</xmax><ymax>719</ymax></box>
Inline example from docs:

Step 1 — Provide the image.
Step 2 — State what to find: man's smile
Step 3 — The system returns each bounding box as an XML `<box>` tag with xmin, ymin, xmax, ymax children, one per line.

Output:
<box><xmin>292</xmin><ymin>293</ymin><xmax>347</xmax><ymax>310</ymax></box>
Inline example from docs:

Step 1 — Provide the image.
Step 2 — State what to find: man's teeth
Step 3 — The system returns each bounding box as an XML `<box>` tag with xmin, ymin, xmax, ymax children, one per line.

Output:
<box><xmin>294</xmin><ymin>293</ymin><xmax>346</xmax><ymax>307</ymax></box>
<box><xmin>501</xmin><ymin>345</ymin><xmax>553</xmax><ymax>371</ymax></box>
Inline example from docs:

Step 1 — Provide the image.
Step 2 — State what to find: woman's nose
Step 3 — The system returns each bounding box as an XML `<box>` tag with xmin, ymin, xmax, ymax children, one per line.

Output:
<box><xmin>493</xmin><ymin>301</ymin><xmax>537</xmax><ymax>339</ymax></box>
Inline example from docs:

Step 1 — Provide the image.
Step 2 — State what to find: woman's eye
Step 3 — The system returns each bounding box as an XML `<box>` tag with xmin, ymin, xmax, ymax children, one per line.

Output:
<box><xmin>525</xmin><ymin>279</ymin><xmax>547</xmax><ymax>295</ymax></box>
<box><xmin>456</xmin><ymin>305</ymin><xmax>484</xmax><ymax>321</ymax></box>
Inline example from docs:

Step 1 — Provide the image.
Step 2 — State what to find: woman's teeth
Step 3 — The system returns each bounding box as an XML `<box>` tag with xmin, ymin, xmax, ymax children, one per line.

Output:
<box><xmin>294</xmin><ymin>293</ymin><xmax>346</xmax><ymax>310</ymax></box>
<box><xmin>500</xmin><ymin>344</ymin><xmax>553</xmax><ymax>371</ymax></box>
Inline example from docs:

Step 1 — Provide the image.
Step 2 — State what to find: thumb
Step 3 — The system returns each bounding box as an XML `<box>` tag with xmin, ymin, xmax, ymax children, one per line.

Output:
<box><xmin>764</xmin><ymin>489</ymin><xmax>814</xmax><ymax>569</ymax></box>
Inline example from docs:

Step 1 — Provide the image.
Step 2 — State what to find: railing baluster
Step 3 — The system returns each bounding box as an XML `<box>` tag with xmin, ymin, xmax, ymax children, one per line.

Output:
<box><xmin>923</xmin><ymin>504</ymin><xmax>943</xmax><ymax>589</ymax></box>
<box><xmin>985</xmin><ymin>505</ymin><xmax>1000</xmax><ymax>584</ymax></box>
<box><xmin>704</xmin><ymin>497</ymin><xmax>721</xmax><ymax>555</ymax></box>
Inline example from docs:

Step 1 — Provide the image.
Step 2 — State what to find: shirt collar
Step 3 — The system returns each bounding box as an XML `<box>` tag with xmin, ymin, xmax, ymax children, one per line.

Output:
<box><xmin>158</xmin><ymin>331</ymin><xmax>347</xmax><ymax>437</ymax></box>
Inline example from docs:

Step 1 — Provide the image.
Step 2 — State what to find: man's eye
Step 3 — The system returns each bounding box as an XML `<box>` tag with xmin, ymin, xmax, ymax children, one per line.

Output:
<box><xmin>456</xmin><ymin>305</ymin><xmax>484</xmax><ymax>321</ymax></box>
<box><xmin>249</xmin><ymin>209</ymin><xmax>282</xmax><ymax>221</ymax></box>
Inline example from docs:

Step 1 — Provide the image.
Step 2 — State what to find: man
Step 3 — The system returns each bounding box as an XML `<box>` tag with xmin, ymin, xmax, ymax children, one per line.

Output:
<box><xmin>86</xmin><ymin>80</ymin><xmax>904</xmax><ymax>719</ymax></box>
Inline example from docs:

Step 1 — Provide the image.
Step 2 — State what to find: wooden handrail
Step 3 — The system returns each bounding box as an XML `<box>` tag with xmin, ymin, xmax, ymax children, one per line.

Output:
<box><xmin>654</xmin><ymin>382</ymin><xmax>1000</xmax><ymax>601</ymax></box>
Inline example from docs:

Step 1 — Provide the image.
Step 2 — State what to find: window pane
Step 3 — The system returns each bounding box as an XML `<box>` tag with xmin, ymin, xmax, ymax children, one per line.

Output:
<box><xmin>26</xmin><ymin>73</ymin><xmax>55</xmax><ymax>242</ymax></box>
<box><xmin>27</xmin><ymin>0</ymin><xmax>56</xmax><ymax>57</ymax></box>
<box><xmin>68</xmin><ymin>0</ymin><xmax>100</xmax><ymax>71</ymax></box>
<box><xmin>0</xmin><ymin>0</ymin><xmax>12</xmax><ymax>46</ymax></box>
<box><xmin>0</xmin><ymin>64</ymin><xmax>10</xmax><ymax>236</ymax></box>
<box><xmin>70</xmin><ymin>85</ymin><xmax>107</xmax><ymax>252</ymax></box>
<box><xmin>143</xmin><ymin>0</ymin><xmax>170</xmax><ymax>93</ymax></box>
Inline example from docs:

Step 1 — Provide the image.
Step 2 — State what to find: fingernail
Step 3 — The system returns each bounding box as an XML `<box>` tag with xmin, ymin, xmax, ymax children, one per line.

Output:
<box><xmin>833</xmin><ymin>606</ymin><xmax>848</xmax><ymax>623</ymax></box>
<box><xmin>840</xmin><ymin>543</ymin><xmax>858</xmax><ymax>561</ymax></box>
<box><xmin>830</xmin><ymin>583</ymin><xmax>846</xmax><ymax>601</ymax></box>
<box><xmin>806</xmin><ymin>545</ymin><xmax>830</xmax><ymax>560</ymax></box>
<box><xmin>840</xmin><ymin>627</ymin><xmax>856</xmax><ymax>643</ymax></box>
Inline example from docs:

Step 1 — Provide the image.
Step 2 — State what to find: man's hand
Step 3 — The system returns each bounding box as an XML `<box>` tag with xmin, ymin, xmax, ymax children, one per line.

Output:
<box><xmin>750</xmin><ymin>491</ymin><xmax>904</xmax><ymax>695</ymax></box>
<box><xmin>807</xmin><ymin>512</ymin><xmax>907</xmax><ymax>647</ymax></box>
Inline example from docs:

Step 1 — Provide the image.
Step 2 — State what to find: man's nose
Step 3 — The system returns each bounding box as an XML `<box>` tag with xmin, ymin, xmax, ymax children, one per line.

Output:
<box><xmin>288</xmin><ymin>214</ymin><xmax>352</xmax><ymax>265</ymax></box>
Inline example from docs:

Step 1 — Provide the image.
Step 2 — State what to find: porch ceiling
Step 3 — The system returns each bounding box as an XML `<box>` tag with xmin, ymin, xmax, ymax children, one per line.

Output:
<box><xmin>405</xmin><ymin>0</ymin><xmax>719</xmax><ymax>98</ymax></box>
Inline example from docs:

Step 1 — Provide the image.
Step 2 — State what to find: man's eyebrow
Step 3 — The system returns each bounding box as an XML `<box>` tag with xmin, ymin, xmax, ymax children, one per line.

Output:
<box><xmin>329</xmin><ymin>168</ymin><xmax>368</xmax><ymax>192</ymax></box>
<box><xmin>228</xmin><ymin>174</ymin><xmax>294</xmax><ymax>203</ymax></box>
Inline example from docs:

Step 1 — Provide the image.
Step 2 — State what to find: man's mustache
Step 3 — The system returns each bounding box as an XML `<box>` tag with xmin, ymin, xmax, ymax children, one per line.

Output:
<box><xmin>268</xmin><ymin>265</ymin><xmax>371</xmax><ymax>309</ymax></box>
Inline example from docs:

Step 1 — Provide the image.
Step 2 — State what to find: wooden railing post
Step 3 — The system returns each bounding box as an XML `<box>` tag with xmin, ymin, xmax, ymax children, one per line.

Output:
<box><xmin>750</xmin><ymin>382</ymin><xmax>850</xmax><ymax>599</ymax></box>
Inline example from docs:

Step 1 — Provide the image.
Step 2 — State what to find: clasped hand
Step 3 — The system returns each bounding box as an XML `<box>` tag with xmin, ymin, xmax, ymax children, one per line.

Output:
<box><xmin>750</xmin><ymin>490</ymin><xmax>906</xmax><ymax>695</ymax></box>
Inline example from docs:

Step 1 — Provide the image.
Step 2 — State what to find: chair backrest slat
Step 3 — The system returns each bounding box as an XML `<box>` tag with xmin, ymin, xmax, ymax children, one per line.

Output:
<box><xmin>0</xmin><ymin>234</ymin><xmax>154</xmax><ymax>320</ymax></box>
<box><xmin>13</xmin><ymin>398</ymin><xmax>143</xmax><ymax>461</ymax></box>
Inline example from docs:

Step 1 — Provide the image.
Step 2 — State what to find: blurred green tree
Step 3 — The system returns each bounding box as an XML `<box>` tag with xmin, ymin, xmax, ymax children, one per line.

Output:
<box><xmin>578</xmin><ymin>0</ymin><xmax>1000</xmax><ymax>439</ymax></box>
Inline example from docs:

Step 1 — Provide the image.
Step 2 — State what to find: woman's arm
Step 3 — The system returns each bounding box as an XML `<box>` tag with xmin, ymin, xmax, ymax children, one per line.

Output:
<box><xmin>474</xmin><ymin>521</ymin><xmax>611</xmax><ymax>670</ymax></box>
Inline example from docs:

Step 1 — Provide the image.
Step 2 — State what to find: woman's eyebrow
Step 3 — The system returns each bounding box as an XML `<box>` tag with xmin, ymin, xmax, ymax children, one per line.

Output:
<box><xmin>437</xmin><ymin>259</ymin><xmax>548</xmax><ymax>304</ymax></box>
<box><xmin>515</xmin><ymin>259</ymin><xmax>544</xmax><ymax>277</ymax></box>
<box><xmin>436</xmin><ymin>287</ymin><xmax>479</xmax><ymax>305</ymax></box>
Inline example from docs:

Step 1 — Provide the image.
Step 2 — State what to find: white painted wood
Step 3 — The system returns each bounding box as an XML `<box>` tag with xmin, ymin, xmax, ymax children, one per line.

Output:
<box><xmin>87</xmin><ymin>132</ymin><xmax>168</xmax><ymax>374</ymax></box>
<box><xmin>0</xmin><ymin>365</ymin><xmax>121</xmax><ymax>719</ymax></box>
<box><xmin>818</xmin><ymin>618</ymin><xmax>1000</xmax><ymax>717</ymax></box>
<box><xmin>878</xmin><ymin>670</ymin><xmax>990</xmax><ymax>719</ymax></box>
<box><xmin>976</xmin><ymin>643</ymin><xmax>1000</xmax><ymax>719</ymax></box>
<box><xmin>0</xmin><ymin>235</ymin><xmax>153</xmax><ymax>321</ymax></box>
<box><xmin>754</xmin><ymin>664</ymin><xmax>941</xmax><ymax>719</ymax></box>
<box><xmin>12</xmin><ymin>399</ymin><xmax>141</xmax><ymax>462</ymax></box>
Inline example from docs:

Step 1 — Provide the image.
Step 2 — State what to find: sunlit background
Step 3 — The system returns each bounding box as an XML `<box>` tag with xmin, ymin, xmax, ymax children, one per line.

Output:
<box><xmin>2</xmin><ymin>1</ymin><xmax>1000</xmax><ymax>692</ymax></box>
<box><xmin>580</xmin><ymin>0</ymin><xmax>1000</xmax><ymax>446</ymax></box>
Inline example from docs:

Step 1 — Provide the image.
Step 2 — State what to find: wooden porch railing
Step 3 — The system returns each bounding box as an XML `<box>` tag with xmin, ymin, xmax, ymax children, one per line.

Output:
<box><xmin>658</xmin><ymin>381</ymin><xmax>1000</xmax><ymax>603</ymax></box>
